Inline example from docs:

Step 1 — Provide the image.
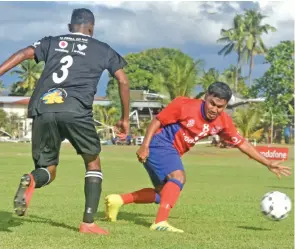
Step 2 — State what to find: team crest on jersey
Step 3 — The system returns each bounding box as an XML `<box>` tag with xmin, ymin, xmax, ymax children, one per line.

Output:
<box><xmin>40</xmin><ymin>88</ymin><xmax>67</xmax><ymax>104</ymax></box>
<box><xmin>186</xmin><ymin>119</ymin><xmax>195</xmax><ymax>128</ymax></box>
<box><xmin>59</xmin><ymin>41</ymin><xmax>68</xmax><ymax>49</ymax></box>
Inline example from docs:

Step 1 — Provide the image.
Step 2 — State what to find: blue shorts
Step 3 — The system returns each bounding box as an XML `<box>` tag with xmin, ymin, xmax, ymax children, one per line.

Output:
<box><xmin>143</xmin><ymin>143</ymin><xmax>184</xmax><ymax>187</ymax></box>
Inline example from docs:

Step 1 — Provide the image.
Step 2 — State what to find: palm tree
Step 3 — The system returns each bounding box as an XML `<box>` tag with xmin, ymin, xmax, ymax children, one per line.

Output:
<box><xmin>164</xmin><ymin>56</ymin><xmax>203</xmax><ymax>100</ymax></box>
<box><xmin>0</xmin><ymin>80</ymin><xmax>5</xmax><ymax>94</ymax></box>
<box><xmin>222</xmin><ymin>65</ymin><xmax>249</xmax><ymax>96</ymax></box>
<box><xmin>10</xmin><ymin>60</ymin><xmax>44</xmax><ymax>95</ymax></box>
<box><xmin>92</xmin><ymin>105</ymin><xmax>119</xmax><ymax>139</ymax></box>
<box><xmin>217</xmin><ymin>14</ymin><xmax>248</xmax><ymax>93</ymax></box>
<box><xmin>244</xmin><ymin>9</ymin><xmax>276</xmax><ymax>86</ymax></box>
<box><xmin>233</xmin><ymin>105</ymin><xmax>263</xmax><ymax>140</ymax></box>
<box><xmin>195</xmin><ymin>68</ymin><xmax>224</xmax><ymax>98</ymax></box>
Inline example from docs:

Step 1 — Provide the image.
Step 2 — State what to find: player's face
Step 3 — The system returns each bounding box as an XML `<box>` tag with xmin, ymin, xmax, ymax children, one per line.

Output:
<box><xmin>204</xmin><ymin>95</ymin><xmax>227</xmax><ymax>120</ymax></box>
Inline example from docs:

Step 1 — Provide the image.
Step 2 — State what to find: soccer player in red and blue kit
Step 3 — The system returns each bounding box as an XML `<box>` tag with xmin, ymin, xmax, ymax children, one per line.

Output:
<box><xmin>105</xmin><ymin>82</ymin><xmax>291</xmax><ymax>233</ymax></box>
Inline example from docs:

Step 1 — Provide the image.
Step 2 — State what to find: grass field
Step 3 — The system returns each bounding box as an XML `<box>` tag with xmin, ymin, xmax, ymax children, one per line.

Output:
<box><xmin>0</xmin><ymin>142</ymin><xmax>293</xmax><ymax>249</ymax></box>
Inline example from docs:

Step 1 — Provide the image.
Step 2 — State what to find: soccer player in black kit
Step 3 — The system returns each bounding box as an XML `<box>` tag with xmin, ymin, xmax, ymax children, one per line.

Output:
<box><xmin>0</xmin><ymin>8</ymin><xmax>130</xmax><ymax>235</ymax></box>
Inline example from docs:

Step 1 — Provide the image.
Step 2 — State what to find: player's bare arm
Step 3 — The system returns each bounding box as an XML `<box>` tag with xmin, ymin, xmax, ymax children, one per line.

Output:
<box><xmin>238</xmin><ymin>140</ymin><xmax>292</xmax><ymax>179</ymax></box>
<box><xmin>114</xmin><ymin>69</ymin><xmax>130</xmax><ymax>135</ymax></box>
<box><xmin>0</xmin><ymin>47</ymin><xmax>35</xmax><ymax>76</ymax></box>
<box><xmin>136</xmin><ymin>118</ymin><xmax>161</xmax><ymax>163</ymax></box>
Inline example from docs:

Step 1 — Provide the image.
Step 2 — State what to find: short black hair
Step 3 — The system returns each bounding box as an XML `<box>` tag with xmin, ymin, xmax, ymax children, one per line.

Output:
<box><xmin>207</xmin><ymin>82</ymin><xmax>232</xmax><ymax>102</ymax></box>
<box><xmin>70</xmin><ymin>8</ymin><xmax>95</xmax><ymax>25</ymax></box>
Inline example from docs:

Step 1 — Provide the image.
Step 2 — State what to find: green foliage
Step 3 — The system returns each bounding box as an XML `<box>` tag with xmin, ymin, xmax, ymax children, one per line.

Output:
<box><xmin>253</xmin><ymin>41</ymin><xmax>294</xmax><ymax>126</ymax></box>
<box><xmin>197</xmin><ymin>66</ymin><xmax>249</xmax><ymax>98</ymax></box>
<box><xmin>92</xmin><ymin>105</ymin><xmax>119</xmax><ymax>139</ymax></box>
<box><xmin>0</xmin><ymin>80</ymin><xmax>5</xmax><ymax>94</ymax></box>
<box><xmin>243</xmin><ymin>9</ymin><xmax>276</xmax><ymax>86</ymax></box>
<box><xmin>9</xmin><ymin>82</ymin><xmax>29</xmax><ymax>96</ymax></box>
<box><xmin>106</xmin><ymin>48</ymin><xmax>203</xmax><ymax>101</ymax></box>
<box><xmin>0</xmin><ymin>110</ymin><xmax>22</xmax><ymax>137</ymax></box>
<box><xmin>0</xmin><ymin>109</ymin><xmax>8</xmax><ymax>129</ymax></box>
<box><xmin>10</xmin><ymin>59</ymin><xmax>44</xmax><ymax>95</ymax></box>
<box><xmin>217</xmin><ymin>14</ymin><xmax>248</xmax><ymax>92</ymax></box>
<box><xmin>217</xmin><ymin>9</ymin><xmax>276</xmax><ymax>90</ymax></box>
<box><xmin>233</xmin><ymin>104</ymin><xmax>263</xmax><ymax>139</ymax></box>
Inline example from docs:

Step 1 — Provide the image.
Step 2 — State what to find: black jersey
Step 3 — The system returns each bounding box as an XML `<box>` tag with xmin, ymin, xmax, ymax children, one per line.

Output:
<box><xmin>28</xmin><ymin>33</ymin><xmax>127</xmax><ymax>118</ymax></box>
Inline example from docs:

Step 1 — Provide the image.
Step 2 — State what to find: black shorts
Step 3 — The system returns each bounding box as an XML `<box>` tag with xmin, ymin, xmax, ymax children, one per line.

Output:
<box><xmin>32</xmin><ymin>112</ymin><xmax>101</xmax><ymax>168</ymax></box>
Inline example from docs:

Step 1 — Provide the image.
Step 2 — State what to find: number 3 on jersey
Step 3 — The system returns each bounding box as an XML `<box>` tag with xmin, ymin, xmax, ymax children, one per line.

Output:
<box><xmin>52</xmin><ymin>55</ymin><xmax>73</xmax><ymax>84</ymax></box>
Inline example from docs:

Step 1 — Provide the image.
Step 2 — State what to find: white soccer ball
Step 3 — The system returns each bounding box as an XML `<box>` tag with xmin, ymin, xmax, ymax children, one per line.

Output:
<box><xmin>260</xmin><ymin>191</ymin><xmax>292</xmax><ymax>221</ymax></box>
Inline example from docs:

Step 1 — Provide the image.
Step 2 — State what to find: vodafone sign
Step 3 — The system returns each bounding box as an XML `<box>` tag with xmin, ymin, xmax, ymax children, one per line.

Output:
<box><xmin>256</xmin><ymin>146</ymin><xmax>289</xmax><ymax>160</ymax></box>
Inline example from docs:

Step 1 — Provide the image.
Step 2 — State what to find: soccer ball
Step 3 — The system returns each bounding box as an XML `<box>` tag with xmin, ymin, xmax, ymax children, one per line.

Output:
<box><xmin>260</xmin><ymin>191</ymin><xmax>292</xmax><ymax>221</ymax></box>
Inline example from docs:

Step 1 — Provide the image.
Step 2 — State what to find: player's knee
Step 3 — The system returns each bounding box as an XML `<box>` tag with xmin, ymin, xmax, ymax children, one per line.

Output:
<box><xmin>82</xmin><ymin>154</ymin><xmax>101</xmax><ymax>171</ymax></box>
<box><xmin>154</xmin><ymin>185</ymin><xmax>164</xmax><ymax>194</ymax></box>
<box><xmin>167</xmin><ymin>170</ymin><xmax>186</xmax><ymax>186</ymax></box>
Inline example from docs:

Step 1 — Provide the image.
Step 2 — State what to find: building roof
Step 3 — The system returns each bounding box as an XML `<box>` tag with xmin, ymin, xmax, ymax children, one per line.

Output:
<box><xmin>0</xmin><ymin>96</ymin><xmax>30</xmax><ymax>105</ymax></box>
<box><xmin>0</xmin><ymin>96</ymin><xmax>163</xmax><ymax>109</ymax></box>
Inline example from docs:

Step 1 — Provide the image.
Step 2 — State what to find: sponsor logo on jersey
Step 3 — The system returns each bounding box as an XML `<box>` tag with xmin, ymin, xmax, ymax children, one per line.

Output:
<box><xmin>40</xmin><ymin>88</ymin><xmax>67</xmax><ymax>104</ymax></box>
<box><xmin>77</xmin><ymin>44</ymin><xmax>87</xmax><ymax>51</ymax></box>
<box><xmin>59</xmin><ymin>41</ymin><xmax>68</xmax><ymax>49</ymax></box>
<box><xmin>55</xmin><ymin>41</ymin><xmax>69</xmax><ymax>53</ymax></box>
<box><xmin>186</xmin><ymin>119</ymin><xmax>195</xmax><ymax>128</ymax></box>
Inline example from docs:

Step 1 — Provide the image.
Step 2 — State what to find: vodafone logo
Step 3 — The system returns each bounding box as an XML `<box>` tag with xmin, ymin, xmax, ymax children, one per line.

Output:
<box><xmin>59</xmin><ymin>41</ymin><xmax>68</xmax><ymax>49</ymax></box>
<box><xmin>256</xmin><ymin>146</ymin><xmax>289</xmax><ymax>160</ymax></box>
<box><xmin>260</xmin><ymin>150</ymin><xmax>287</xmax><ymax>160</ymax></box>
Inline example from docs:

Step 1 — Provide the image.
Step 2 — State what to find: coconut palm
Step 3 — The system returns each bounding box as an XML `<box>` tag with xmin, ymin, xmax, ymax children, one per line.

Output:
<box><xmin>217</xmin><ymin>14</ymin><xmax>248</xmax><ymax>93</ymax></box>
<box><xmin>222</xmin><ymin>65</ymin><xmax>249</xmax><ymax>96</ymax></box>
<box><xmin>10</xmin><ymin>59</ymin><xmax>44</xmax><ymax>95</ymax></box>
<box><xmin>233</xmin><ymin>105</ymin><xmax>263</xmax><ymax>140</ymax></box>
<box><xmin>164</xmin><ymin>56</ymin><xmax>203</xmax><ymax>100</ymax></box>
<box><xmin>244</xmin><ymin>9</ymin><xmax>276</xmax><ymax>86</ymax></box>
<box><xmin>92</xmin><ymin>105</ymin><xmax>119</xmax><ymax>139</ymax></box>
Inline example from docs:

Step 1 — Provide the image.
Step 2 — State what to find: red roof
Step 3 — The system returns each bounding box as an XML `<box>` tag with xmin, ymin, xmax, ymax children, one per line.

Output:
<box><xmin>14</xmin><ymin>99</ymin><xmax>31</xmax><ymax>105</ymax></box>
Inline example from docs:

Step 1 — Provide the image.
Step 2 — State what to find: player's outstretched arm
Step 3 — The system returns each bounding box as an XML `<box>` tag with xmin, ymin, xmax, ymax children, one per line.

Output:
<box><xmin>136</xmin><ymin>118</ymin><xmax>161</xmax><ymax>163</ymax></box>
<box><xmin>238</xmin><ymin>140</ymin><xmax>292</xmax><ymax>179</ymax></box>
<box><xmin>0</xmin><ymin>47</ymin><xmax>35</xmax><ymax>76</ymax></box>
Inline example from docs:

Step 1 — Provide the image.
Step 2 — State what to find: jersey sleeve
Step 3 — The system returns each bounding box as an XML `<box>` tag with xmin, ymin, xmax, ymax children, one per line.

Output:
<box><xmin>218</xmin><ymin>115</ymin><xmax>245</xmax><ymax>147</ymax></box>
<box><xmin>156</xmin><ymin>97</ymin><xmax>188</xmax><ymax>126</ymax></box>
<box><xmin>30</xmin><ymin>36</ymin><xmax>51</xmax><ymax>63</ymax></box>
<box><xmin>105</xmin><ymin>46</ymin><xmax>127</xmax><ymax>76</ymax></box>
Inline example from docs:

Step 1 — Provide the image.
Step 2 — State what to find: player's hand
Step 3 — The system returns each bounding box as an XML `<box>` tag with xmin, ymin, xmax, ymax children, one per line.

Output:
<box><xmin>136</xmin><ymin>145</ymin><xmax>149</xmax><ymax>163</ymax></box>
<box><xmin>114</xmin><ymin>119</ymin><xmax>129</xmax><ymax>138</ymax></box>
<box><xmin>266</xmin><ymin>160</ymin><xmax>292</xmax><ymax>179</ymax></box>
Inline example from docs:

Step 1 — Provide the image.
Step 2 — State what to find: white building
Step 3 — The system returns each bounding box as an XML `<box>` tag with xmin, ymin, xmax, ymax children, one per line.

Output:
<box><xmin>0</xmin><ymin>96</ymin><xmax>32</xmax><ymax>138</ymax></box>
<box><xmin>0</xmin><ymin>94</ymin><xmax>163</xmax><ymax>139</ymax></box>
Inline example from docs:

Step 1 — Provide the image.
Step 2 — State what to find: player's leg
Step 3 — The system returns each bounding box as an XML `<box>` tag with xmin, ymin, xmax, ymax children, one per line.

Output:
<box><xmin>14</xmin><ymin>113</ymin><xmax>61</xmax><ymax>216</ymax></box>
<box><xmin>57</xmin><ymin>113</ymin><xmax>108</xmax><ymax>234</ymax></box>
<box><xmin>105</xmin><ymin>158</ymin><xmax>163</xmax><ymax>222</ymax></box>
<box><xmin>150</xmin><ymin>152</ymin><xmax>185</xmax><ymax>233</ymax></box>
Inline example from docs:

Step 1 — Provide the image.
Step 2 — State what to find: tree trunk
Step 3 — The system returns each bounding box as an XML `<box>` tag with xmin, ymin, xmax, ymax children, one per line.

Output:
<box><xmin>235</xmin><ymin>52</ymin><xmax>241</xmax><ymax>93</ymax></box>
<box><xmin>248</xmin><ymin>49</ymin><xmax>255</xmax><ymax>87</ymax></box>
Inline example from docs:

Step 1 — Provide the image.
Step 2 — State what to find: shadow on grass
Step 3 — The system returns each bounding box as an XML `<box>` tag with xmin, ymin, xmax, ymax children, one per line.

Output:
<box><xmin>0</xmin><ymin>211</ymin><xmax>77</xmax><ymax>233</ymax></box>
<box><xmin>266</xmin><ymin>186</ymin><xmax>294</xmax><ymax>190</ymax></box>
<box><xmin>237</xmin><ymin>226</ymin><xmax>271</xmax><ymax>231</ymax></box>
<box><xmin>98</xmin><ymin>211</ymin><xmax>152</xmax><ymax>227</ymax></box>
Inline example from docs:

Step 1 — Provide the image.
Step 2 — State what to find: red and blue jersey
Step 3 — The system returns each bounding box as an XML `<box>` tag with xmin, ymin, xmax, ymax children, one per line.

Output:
<box><xmin>152</xmin><ymin>97</ymin><xmax>245</xmax><ymax>156</ymax></box>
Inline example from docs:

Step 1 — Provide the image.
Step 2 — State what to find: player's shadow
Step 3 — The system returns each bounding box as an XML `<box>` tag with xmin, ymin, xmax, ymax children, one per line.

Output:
<box><xmin>0</xmin><ymin>211</ymin><xmax>77</xmax><ymax>232</ymax></box>
<box><xmin>266</xmin><ymin>186</ymin><xmax>294</xmax><ymax>190</ymax></box>
<box><xmin>0</xmin><ymin>211</ymin><xmax>23</xmax><ymax>232</ymax></box>
<box><xmin>237</xmin><ymin>226</ymin><xmax>271</xmax><ymax>231</ymax></box>
<box><xmin>97</xmin><ymin>210</ymin><xmax>175</xmax><ymax>228</ymax></box>
<box><xmin>97</xmin><ymin>211</ymin><xmax>151</xmax><ymax>227</ymax></box>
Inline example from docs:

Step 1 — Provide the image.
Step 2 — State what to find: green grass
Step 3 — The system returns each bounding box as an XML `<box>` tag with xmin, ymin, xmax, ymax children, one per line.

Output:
<box><xmin>0</xmin><ymin>143</ymin><xmax>293</xmax><ymax>249</ymax></box>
